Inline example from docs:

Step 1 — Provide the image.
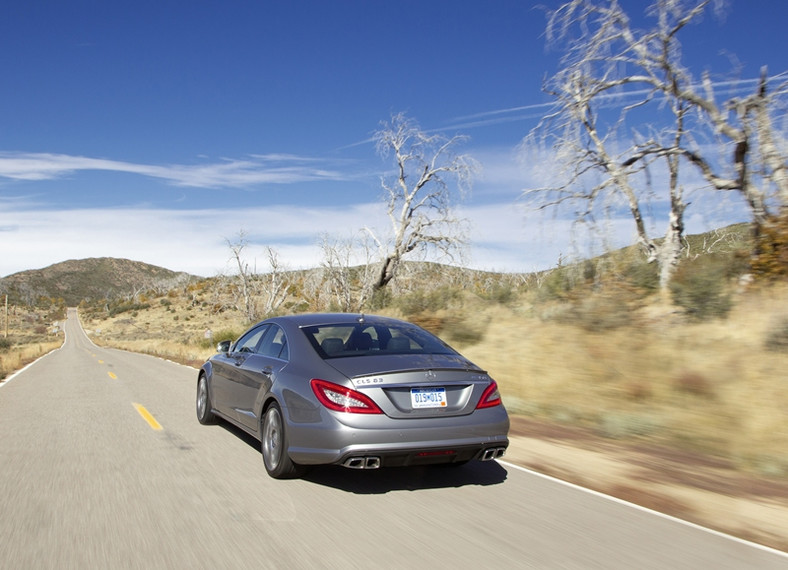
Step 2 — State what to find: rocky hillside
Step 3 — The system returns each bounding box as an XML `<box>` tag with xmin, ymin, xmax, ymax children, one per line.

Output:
<box><xmin>0</xmin><ymin>257</ymin><xmax>198</xmax><ymax>306</ymax></box>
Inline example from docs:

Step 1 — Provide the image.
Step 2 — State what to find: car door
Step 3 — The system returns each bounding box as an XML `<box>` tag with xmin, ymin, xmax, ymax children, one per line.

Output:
<box><xmin>233</xmin><ymin>324</ymin><xmax>289</xmax><ymax>432</ymax></box>
<box><xmin>213</xmin><ymin>324</ymin><xmax>269</xmax><ymax>424</ymax></box>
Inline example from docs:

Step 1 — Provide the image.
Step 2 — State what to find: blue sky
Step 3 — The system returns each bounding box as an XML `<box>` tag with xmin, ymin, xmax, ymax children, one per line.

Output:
<box><xmin>1</xmin><ymin>1</ymin><xmax>786</xmax><ymax>278</ymax></box>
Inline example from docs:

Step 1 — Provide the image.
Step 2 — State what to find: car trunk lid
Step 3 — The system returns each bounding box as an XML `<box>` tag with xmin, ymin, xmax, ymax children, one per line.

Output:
<box><xmin>326</xmin><ymin>354</ymin><xmax>493</xmax><ymax>418</ymax></box>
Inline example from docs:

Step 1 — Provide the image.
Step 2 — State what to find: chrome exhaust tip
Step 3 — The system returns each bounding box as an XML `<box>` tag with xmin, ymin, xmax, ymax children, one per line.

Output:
<box><xmin>480</xmin><ymin>447</ymin><xmax>506</xmax><ymax>461</ymax></box>
<box><xmin>342</xmin><ymin>456</ymin><xmax>381</xmax><ymax>470</ymax></box>
<box><xmin>343</xmin><ymin>457</ymin><xmax>366</xmax><ymax>469</ymax></box>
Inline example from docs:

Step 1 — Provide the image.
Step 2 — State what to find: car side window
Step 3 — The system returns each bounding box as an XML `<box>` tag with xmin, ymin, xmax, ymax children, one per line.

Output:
<box><xmin>257</xmin><ymin>324</ymin><xmax>288</xmax><ymax>360</ymax></box>
<box><xmin>234</xmin><ymin>325</ymin><xmax>269</xmax><ymax>353</ymax></box>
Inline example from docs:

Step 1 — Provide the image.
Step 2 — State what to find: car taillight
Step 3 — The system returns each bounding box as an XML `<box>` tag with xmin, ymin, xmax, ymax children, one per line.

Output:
<box><xmin>476</xmin><ymin>380</ymin><xmax>502</xmax><ymax>409</ymax></box>
<box><xmin>311</xmin><ymin>379</ymin><xmax>383</xmax><ymax>414</ymax></box>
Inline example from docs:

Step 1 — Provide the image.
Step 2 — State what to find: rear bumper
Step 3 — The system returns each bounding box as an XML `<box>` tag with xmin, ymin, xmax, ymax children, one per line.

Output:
<box><xmin>290</xmin><ymin>438</ymin><xmax>510</xmax><ymax>467</ymax></box>
<box><xmin>340</xmin><ymin>441</ymin><xmax>509</xmax><ymax>468</ymax></box>
<box><xmin>285</xmin><ymin>406</ymin><xmax>510</xmax><ymax>466</ymax></box>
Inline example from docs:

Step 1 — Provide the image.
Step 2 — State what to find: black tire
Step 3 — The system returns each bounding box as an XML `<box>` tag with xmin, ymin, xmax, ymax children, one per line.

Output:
<box><xmin>261</xmin><ymin>403</ymin><xmax>305</xmax><ymax>479</ymax></box>
<box><xmin>196</xmin><ymin>374</ymin><xmax>216</xmax><ymax>425</ymax></box>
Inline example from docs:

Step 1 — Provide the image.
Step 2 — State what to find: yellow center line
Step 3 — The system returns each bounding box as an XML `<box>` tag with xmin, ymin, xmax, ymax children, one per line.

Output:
<box><xmin>133</xmin><ymin>403</ymin><xmax>163</xmax><ymax>431</ymax></box>
<box><xmin>98</xmin><ymin>360</ymin><xmax>104</xmax><ymax>364</ymax></box>
<box><xmin>108</xmin><ymin>372</ymin><xmax>117</xmax><ymax>379</ymax></box>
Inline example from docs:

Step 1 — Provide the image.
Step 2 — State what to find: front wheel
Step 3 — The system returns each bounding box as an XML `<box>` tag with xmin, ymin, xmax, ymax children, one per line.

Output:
<box><xmin>261</xmin><ymin>403</ymin><xmax>305</xmax><ymax>479</ymax></box>
<box><xmin>196</xmin><ymin>374</ymin><xmax>216</xmax><ymax>425</ymax></box>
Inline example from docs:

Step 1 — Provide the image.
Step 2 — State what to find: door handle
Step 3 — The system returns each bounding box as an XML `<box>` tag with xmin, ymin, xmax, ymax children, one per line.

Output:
<box><xmin>262</xmin><ymin>366</ymin><xmax>273</xmax><ymax>376</ymax></box>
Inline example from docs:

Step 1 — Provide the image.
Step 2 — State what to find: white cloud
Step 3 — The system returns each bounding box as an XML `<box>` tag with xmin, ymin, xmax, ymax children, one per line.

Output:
<box><xmin>0</xmin><ymin>203</ymin><xmax>389</xmax><ymax>277</ymax></box>
<box><xmin>0</xmin><ymin>152</ymin><xmax>354</xmax><ymax>188</ymax></box>
<box><xmin>0</xmin><ymin>201</ymin><xmax>536</xmax><ymax>277</ymax></box>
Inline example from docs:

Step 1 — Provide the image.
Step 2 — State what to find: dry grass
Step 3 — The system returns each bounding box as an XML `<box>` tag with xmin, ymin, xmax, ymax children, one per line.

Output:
<box><xmin>460</xmin><ymin>285</ymin><xmax>788</xmax><ymax>476</ymax></box>
<box><xmin>83</xmin><ymin>303</ymin><xmax>244</xmax><ymax>368</ymax></box>
<box><xmin>0</xmin><ymin>340</ymin><xmax>63</xmax><ymax>380</ymax></box>
<box><xmin>79</xmin><ymin>281</ymin><xmax>788</xmax><ymax>478</ymax></box>
<box><xmin>0</xmin><ymin>305</ymin><xmax>65</xmax><ymax>381</ymax></box>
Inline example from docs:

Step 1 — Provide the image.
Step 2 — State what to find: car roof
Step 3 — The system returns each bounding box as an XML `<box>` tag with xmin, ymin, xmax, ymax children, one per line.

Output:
<box><xmin>266</xmin><ymin>313</ymin><xmax>406</xmax><ymax>329</ymax></box>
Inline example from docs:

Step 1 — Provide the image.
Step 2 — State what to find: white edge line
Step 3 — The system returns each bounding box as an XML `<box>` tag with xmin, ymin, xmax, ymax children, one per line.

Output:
<box><xmin>0</xmin><ymin>341</ymin><xmax>65</xmax><ymax>388</ymax></box>
<box><xmin>1</xmin><ymin>310</ymin><xmax>69</xmax><ymax>388</ymax></box>
<box><xmin>499</xmin><ymin>459</ymin><xmax>788</xmax><ymax>559</ymax></box>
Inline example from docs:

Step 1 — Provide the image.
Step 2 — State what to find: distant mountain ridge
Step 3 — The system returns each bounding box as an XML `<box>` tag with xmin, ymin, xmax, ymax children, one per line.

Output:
<box><xmin>0</xmin><ymin>257</ymin><xmax>199</xmax><ymax>306</ymax></box>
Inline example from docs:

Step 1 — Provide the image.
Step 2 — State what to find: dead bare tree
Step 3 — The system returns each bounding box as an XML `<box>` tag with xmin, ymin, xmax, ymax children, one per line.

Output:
<box><xmin>320</xmin><ymin>233</ymin><xmax>355</xmax><ymax>312</ymax></box>
<box><xmin>367</xmin><ymin>113</ymin><xmax>478</xmax><ymax>290</ymax></box>
<box><xmin>226</xmin><ymin>230</ymin><xmax>258</xmax><ymax>322</ymax></box>
<box><xmin>525</xmin><ymin>0</ymin><xmax>788</xmax><ymax>290</ymax></box>
<box><xmin>298</xmin><ymin>268</ymin><xmax>327</xmax><ymax>312</ymax></box>
<box><xmin>319</xmin><ymin>231</ymin><xmax>377</xmax><ymax>311</ymax></box>
<box><xmin>259</xmin><ymin>246</ymin><xmax>290</xmax><ymax>316</ymax></box>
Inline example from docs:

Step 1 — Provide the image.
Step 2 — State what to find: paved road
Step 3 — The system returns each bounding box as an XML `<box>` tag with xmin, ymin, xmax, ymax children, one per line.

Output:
<box><xmin>1</xmin><ymin>309</ymin><xmax>786</xmax><ymax>569</ymax></box>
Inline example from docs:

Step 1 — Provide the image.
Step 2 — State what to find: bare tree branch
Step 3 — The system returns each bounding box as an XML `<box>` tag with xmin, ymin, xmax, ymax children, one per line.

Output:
<box><xmin>525</xmin><ymin>0</ymin><xmax>788</xmax><ymax>289</ymax></box>
<box><xmin>371</xmin><ymin>113</ymin><xmax>477</xmax><ymax>290</ymax></box>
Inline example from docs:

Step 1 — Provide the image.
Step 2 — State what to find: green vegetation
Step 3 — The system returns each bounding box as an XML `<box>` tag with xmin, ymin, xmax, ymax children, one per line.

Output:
<box><xmin>107</xmin><ymin>301</ymin><xmax>152</xmax><ymax>317</ymax></box>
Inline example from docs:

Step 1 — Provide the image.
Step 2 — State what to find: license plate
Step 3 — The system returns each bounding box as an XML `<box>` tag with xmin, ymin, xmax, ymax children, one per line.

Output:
<box><xmin>410</xmin><ymin>387</ymin><xmax>447</xmax><ymax>409</ymax></box>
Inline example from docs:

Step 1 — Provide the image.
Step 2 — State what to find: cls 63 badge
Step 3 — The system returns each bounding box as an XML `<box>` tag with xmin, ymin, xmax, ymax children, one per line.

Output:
<box><xmin>355</xmin><ymin>376</ymin><xmax>385</xmax><ymax>386</ymax></box>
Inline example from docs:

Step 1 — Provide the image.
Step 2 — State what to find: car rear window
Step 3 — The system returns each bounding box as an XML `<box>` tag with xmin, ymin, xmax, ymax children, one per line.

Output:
<box><xmin>301</xmin><ymin>322</ymin><xmax>457</xmax><ymax>359</ymax></box>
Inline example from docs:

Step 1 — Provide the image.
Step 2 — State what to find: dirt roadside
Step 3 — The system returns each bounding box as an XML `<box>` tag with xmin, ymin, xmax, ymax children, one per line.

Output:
<box><xmin>504</xmin><ymin>416</ymin><xmax>788</xmax><ymax>554</ymax></box>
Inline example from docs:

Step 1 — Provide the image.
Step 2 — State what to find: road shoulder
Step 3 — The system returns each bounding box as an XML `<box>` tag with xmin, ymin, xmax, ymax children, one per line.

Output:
<box><xmin>505</xmin><ymin>416</ymin><xmax>788</xmax><ymax>553</ymax></box>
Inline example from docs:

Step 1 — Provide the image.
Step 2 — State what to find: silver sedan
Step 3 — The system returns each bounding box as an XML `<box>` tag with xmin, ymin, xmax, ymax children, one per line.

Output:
<box><xmin>197</xmin><ymin>313</ymin><xmax>510</xmax><ymax>478</ymax></box>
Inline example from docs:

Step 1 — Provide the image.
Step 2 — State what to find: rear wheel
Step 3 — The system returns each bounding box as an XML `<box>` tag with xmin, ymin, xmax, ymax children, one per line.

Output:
<box><xmin>196</xmin><ymin>374</ymin><xmax>216</xmax><ymax>425</ymax></box>
<box><xmin>261</xmin><ymin>403</ymin><xmax>305</xmax><ymax>479</ymax></box>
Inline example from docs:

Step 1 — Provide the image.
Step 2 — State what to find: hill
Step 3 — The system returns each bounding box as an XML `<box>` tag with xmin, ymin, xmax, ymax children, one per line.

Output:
<box><xmin>0</xmin><ymin>257</ymin><xmax>198</xmax><ymax>306</ymax></box>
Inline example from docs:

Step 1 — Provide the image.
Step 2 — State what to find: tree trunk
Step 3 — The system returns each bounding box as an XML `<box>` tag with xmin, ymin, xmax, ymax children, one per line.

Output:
<box><xmin>658</xmin><ymin>202</ymin><xmax>685</xmax><ymax>296</ymax></box>
<box><xmin>374</xmin><ymin>256</ymin><xmax>397</xmax><ymax>290</ymax></box>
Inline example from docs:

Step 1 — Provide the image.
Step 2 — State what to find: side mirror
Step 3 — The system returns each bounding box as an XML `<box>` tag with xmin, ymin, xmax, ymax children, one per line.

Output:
<box><xmin>217</xmin><ymin>340</ymin><xmax>232</xmax><ymax>353</ymax></box>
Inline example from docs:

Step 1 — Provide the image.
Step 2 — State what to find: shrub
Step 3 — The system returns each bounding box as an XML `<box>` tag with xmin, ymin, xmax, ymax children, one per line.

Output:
<box><xmin>213</xmin><ymin>329</ymin><xmax>242</xmax><ymax>343</ymax></box>
<box><xmin>765</xmin><ymin>318</ymin><xmax>788</xmax><ymax>352</ymax></box>
<box><xmin>367</xmin><ymin>288</ymin><xmax>391</xmax><ymax>311</ymax></box>
<box><xmin>752</xmin><ymin>212</ymin><xmax>788</xmax><ymax>280</ymax></box>
<box><xmin>535</xmin><ymin>267</ymin><xmax>576</xmax><ymax>302</ymax></box>
<box><xmin>564</xmin><ymin>293</ymin><xmax>635</xmax><ymax>331</ymax></box>
<box><xmin>396</xmin><ymin>287</ymin><xmax>460</xmax><ymax>316</ymax></box>
<box><xmin>440</xmin><ymin>315</ymin><xmax>487</xmax><ymax>345</ymax></box>
<box><xmin>673</xmin><ymin>372</ymin><xmax>715</xmax><ymax>398</ymax></box>
<box><xmin>599</xmin><ymin>413</ymin><xmax>660</xmax><ymax>439</ymax></box>
<box><xmin>621</xmin><ymin>259</ymin><xmax>659</xmax><ymax>291</ymax></box>
<box><xmin>480</xmin><ymin>284</ymin><xmax>517</xmax><ymax>305</ymax></box>
<box><xmin>108</xmin><ymin>302</ymin><xmax>150</xmax><ymax>317</ymax></box>
<box><xmin>545</xmin><ymin>283</ymin><xmax>639</xmax><ymax>331</ymax></box>
<box><xmin>406</xmin><ymin>314</ymin><xmax>445</xmax><ymax>334</ymax></box>
<box><xmin>670</xmin><ymin>256</ymin><xmax>733</xmax><ymax>321</ymax></box>
<box><xmin>623</xmin><ymin>380</ymin><xmax>653</xmax><ymax>402</ymax></box>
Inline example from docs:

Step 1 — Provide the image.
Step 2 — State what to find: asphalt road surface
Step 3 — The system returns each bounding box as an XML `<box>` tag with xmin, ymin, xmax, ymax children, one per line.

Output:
<box><xmin>1</xmin><ymin>309</ymin><xmax>786</xmax><ymax>569</ymax></box>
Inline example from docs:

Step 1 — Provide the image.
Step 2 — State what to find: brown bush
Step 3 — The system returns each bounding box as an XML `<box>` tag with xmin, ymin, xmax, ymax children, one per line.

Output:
<box><xmin>752</xmin><ymin>212</ymin><xmax>788</xmax><ymax>280</ymax></box>
<box><xmin>674</xmin><ymin>372</ymin><xmax>715</xmax><ymax>398</ymax></box>
<box><xmin>624</xmin><ymin>380</ymin><xmax>653</xmax><ymax>402</ymax></box>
